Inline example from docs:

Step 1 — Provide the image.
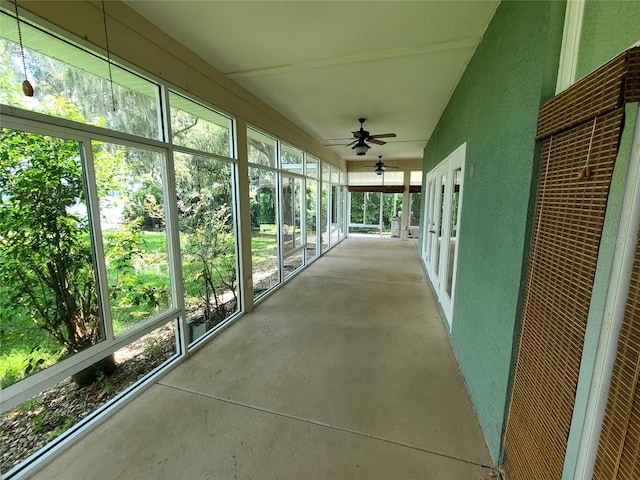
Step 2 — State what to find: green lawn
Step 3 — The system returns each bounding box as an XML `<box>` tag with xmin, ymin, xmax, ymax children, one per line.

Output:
<box><xmin>1</xmin><ymin>228</ymin><xmax>283</xmax><ymax>388</ymax></box>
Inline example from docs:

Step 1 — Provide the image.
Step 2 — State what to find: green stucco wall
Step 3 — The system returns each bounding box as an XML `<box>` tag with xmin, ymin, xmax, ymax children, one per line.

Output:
<box><xmin>421</xmin><ymin>1</ymin><xmax>565</xmax><ymax>461</ymax></box>
<box><xmin>576</xmin><ymin>0</ymin><xmax>640</xmax><ymax>80</ymax></box>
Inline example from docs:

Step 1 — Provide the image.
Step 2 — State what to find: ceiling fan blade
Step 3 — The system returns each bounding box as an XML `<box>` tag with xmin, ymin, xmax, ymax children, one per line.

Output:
<box><xmin>369</xmin><ymin>133</ymin><xmax>396</xmax><ymax>139</ymax></box>
<box><xmin>368</xmin><ymin>138</ymin><xmax>386</xmax><ymax>145</ymax></box>
<box><xmin>345</xmin><ymin>140</ymin><xmax>357</xmax><ymax>147</ymax></box>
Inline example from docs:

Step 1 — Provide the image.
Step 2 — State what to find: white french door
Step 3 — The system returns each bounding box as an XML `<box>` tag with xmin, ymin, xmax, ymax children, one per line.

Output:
<box><xmin>422</xmin><ymin>143</ymin><xmax>466</xmax><ymax>328</ymax></box>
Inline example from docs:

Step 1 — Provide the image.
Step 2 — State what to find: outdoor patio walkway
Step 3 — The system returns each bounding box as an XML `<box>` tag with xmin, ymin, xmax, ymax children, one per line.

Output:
<box><xmin>32</xmin><ymin>237</ymin><xmax>494</xmax><ymax>479</ymax></box>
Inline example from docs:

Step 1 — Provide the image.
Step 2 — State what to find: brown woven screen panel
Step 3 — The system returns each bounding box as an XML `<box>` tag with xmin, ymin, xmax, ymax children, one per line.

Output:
<box><xmin>536</xmin><ymin>52</ymin><xmax>626</xmax><ymax>140</ymax></box>
<box><xmin>625</xmin><ymin>48</ymin><xmax>640</xmax><ymax>102</ymax></box>
<box><xmin>593</xmin><ymin>228</ymin><xmax>640</xmax><ymax>479</ymax></box>
<box><xmin>503</xmin><ymin>108</ymin><xmax>624</xmax><ymax>480</ymax></box>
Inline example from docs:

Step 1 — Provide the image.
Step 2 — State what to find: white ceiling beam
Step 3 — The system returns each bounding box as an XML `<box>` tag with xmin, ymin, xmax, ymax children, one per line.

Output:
<box><xmin>226</xmin><ymin>37</ymin><xmax>481</xmax><ymax>79</ymax></box>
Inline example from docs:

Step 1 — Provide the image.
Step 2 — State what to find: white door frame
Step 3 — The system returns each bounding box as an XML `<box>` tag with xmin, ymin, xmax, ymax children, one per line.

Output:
<box><xmin>422</xmin><ymin>143</ymin><xmax>466</xmax><ymax>328</ymax></box>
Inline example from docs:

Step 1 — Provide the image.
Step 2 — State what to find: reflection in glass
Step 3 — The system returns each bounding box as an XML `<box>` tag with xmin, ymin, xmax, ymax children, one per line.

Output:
<box><xmin>0</xmin><ymin>129</ymin><xmax>102</xmax><ymax>387</ymax></box>
<box><xmin>175</xmin><ymin>152</ymin><xmax>238</xmax><ymax>344</ymax></box>
<box><xmin>93</xmin><ymin>142</ymin><xmax>172</xmax><ymax>334</ymax></box>
<box><xmin>249</xmin><ymin>167</ymin><xmax>279</xmax><ymax>298</ymax></box>
<box><xmin>446</xmin><ymin>168</ymin><xmax>462</xmax><ymax>297</ymax></box>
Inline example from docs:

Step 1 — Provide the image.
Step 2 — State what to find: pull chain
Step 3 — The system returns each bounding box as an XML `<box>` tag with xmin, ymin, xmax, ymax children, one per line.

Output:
<box><xmin>102</xmin><ymin>0</ymin><xmax>116</xmax><ymax>112</ymax></box>
<box><xmin>14</xmin><ymin>0</ymin><xmax>34</xmax><ymax>96</ymax></box>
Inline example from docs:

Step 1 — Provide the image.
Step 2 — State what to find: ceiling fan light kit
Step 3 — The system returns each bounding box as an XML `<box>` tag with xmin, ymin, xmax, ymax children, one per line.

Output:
<box><xmin>353</xmin><ymin>138</ymin><xmax>370</xmax><ymax>156</ymax></box>
<box><xmin>346</xmin><ymin>118</ymin><xmax>396</xmax><ymax>156</ymax></box>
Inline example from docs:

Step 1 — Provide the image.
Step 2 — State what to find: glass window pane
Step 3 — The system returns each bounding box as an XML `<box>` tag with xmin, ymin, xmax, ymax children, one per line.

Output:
<box><xmin>306</xmin><ymin>180</ymin><xmax>318</xmax><ymax>260</ymax></box>
<box><xmin>283</xmin><ymin>251</ymin><xmax>304</xmax><ymax>278</ymax></box>
<box><xmin>331</xmin><ymin>166</ymin><xmax>340</xmax><ymax>184</ymax></box>
<box><xmin>306</xmin><ymin>154</ymin><xmax>318</xmax><ymax>178</ymax></box>
<box><xmin>175</xmin><ymin>153</ymin><xmax>239</xmax><ymax>344</ymax></box>
<box><xmin>0</xmin><ymin>17</ymin><xmax>160</xmax><ymax>140</ymax></box>
<box><xmin>383</xmin><ymin>193</ymin><xmax>403</xmax><ymax>235</ymax></box>
<box><xmin>93</xmin><ymin>141</ymin><xmax>172</xmax><ymax>334</ymax></box>
<box><xmin>411</xmin><ymin>170</ymin><xmax>423</xmax><ymax>185</ymax></box>
<box><xmin>247</xmin><ymin>128</ymin><xmax>276</xmax><ymax>168</ymax></box>
<box><xmin>0</xmin><ymin>129</ymin><xmax>103</xmax><ymax>387</ymax></box>
<box><xmin>170</xmin><ymin>92</ymin><xmax>232</xmax><ymax>157</ymax></box>
<box><xmin>409</xmin><ymin>192</ymin><xmax>422</xmax><ymax>238</ymax></box>
<box><xmin>365</xmin><ymin>192</ymin><xmax>382</xmax><ymax>226</ymax></box>
<box><xmin>348</xmin><ymin>170</ymin><xmax>386</xmax><ymax>185</ymax></box>
<box><xmin>281</xmin><ymin>143</ymin><xmax>303</xmax><ymax>174</ymax></box>
<box><xmin>281</xmin><ymin>175</ymin><xmax>303</xmax><ymax>255</ymax></box>
<box><xmin>321</xmin><ymin>162</ymin><xmax>331</xmax><ymax>182</ymax></box>
<box><xmin>249</xmin><ymin>167</ymin><xmax>279</xmax><ymax>297</ymax></box>
<box><xmin>1</xmin><ymin>320</ymin><xmax>177</xmax><ymax>476</ymax></box>
<box><xmin>333</xmin><ymin>185</ymin><xmax>345</xmax><ymax>242</ymax></box>
<box><xmin>321</xmin><ymin>182</ymin><xmax>329</xmax><ymax>252</ymax></box>
<box><xmin>381</xmin><ymin>171</ymin><xmax>404</xmax><ymax>185</ymax></box>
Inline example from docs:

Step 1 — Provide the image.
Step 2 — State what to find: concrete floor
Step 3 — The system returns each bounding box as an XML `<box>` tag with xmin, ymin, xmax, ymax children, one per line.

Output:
<box><xmin>32</xmin><ymin>238</ymin><xmax>494</xmax><ymax>480</ymax></box>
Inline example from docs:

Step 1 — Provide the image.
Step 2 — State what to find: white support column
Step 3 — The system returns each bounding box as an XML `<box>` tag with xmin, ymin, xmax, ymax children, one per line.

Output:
<box><xmin>234</xmin><ymin>119</ymin><xmax>254</xmax><ymax>313</ymax></box>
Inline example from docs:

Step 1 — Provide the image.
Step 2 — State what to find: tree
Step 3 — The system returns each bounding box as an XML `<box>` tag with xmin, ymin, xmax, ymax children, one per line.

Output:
<box><xmin>0</xmin><ymin>128</ymin><xmax>101</xmax><ymax>355</ymax></box>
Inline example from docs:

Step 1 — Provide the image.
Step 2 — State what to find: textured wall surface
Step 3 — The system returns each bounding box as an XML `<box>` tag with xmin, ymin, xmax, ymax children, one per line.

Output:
<box><xmin>421</xmin><ymin>1</ymin><xmax>565</xmax><ymax>460</ymax></box>
<box><xmin>576</xmin><ymin>0</ymin><xmax>640</xmax><ymax>80</ymax></box>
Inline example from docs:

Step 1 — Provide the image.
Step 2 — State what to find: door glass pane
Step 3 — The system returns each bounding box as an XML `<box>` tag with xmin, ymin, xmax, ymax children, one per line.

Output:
<box><xmin>0</xmin><ymin>129</ymin><xmax>103</xmax><ymax>387</ymax></box>
<box><xmin>175</xmin><ymin>152</ymin><xmax>239</xmax><ymax>344</ymax></box>
<box><xmin>306</xmin><ymin>180</ymin><xmax>318</xmax><ymax>260</ymax></box>
<box><xmin>93</xmin><ymin>141</ymin><xmax>172</xmax><ymax>334</ymax></box>
<box><xmin>446</xmin><ymin>168</ymin><xmax>462</xmax><ymax>297</ymax></box>
<box><xmin>249</xmin><ymin>167</ymin><xmax>279</xmax><ymax>297</ymax></box>
<box><xmin>434</xmin><ymin>173</ymin><xmax>447</xmax><ymax>276</ymax></box>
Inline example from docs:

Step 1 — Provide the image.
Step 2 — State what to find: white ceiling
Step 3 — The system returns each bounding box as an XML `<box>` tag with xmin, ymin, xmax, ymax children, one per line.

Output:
<box><xmin>125</xmin><ymin>1</ymin><xmax>499</xmax><ymax>163</ymax></box>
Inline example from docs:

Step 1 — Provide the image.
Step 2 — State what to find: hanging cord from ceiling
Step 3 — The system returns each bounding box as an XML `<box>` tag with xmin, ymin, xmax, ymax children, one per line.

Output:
<box><xmin>102</xmin><ymin>0</ymin><xmax>116</xmax><ymax>112</ymax></box>
<box><xmin>13</xmin><ymin>0</ymin><xmax>33</xmax><ymax>97</ymax></box>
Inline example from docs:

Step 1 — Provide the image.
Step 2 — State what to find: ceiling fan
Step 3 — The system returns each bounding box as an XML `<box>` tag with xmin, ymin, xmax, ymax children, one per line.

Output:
<box><xmin>364</xmin><ymin>156</ymin><xmax>400</xmax><ymax>175</ymax></box>
<box><xmin>346</xmin><ymin>118</ymin><xmax>396</xmax><ymax>155</ymax></box>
